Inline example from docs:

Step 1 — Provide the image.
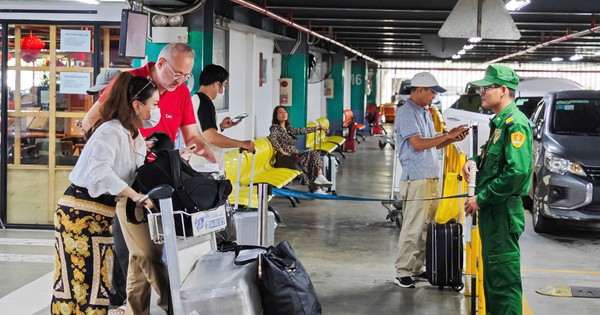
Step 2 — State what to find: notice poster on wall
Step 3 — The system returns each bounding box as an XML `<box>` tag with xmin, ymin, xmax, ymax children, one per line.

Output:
<box><xmin>60</xmin><ymin>29</ymin><xmax>91</xmax><ymax>52</ymax></box>
<box><xmin>60</xmin><ymin>72</ymin><xmax>91</xmax><ymax>94</ymax></box>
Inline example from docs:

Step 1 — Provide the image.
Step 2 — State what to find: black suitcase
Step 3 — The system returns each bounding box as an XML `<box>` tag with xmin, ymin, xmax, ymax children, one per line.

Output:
<box><xmin>426</xmin><ymin>220</ymin><xmax>464</xmax><ymax>291</ymax></box>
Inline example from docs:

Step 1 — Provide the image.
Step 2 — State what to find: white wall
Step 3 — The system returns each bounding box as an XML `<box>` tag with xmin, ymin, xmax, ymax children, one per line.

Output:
<box><xmin>343</xmin><ymin>58</ymin><xmax>352</xmax><ymax>110</ymax></box>
<box><xmin>227</xmin><ymin>29</ymin><xmax>275</xmax><ymax>140</ymax></box>
<box><xmin>306</xmin><ymin>81</ymin><xmax>325</xmax><ymax>123</ymax></box>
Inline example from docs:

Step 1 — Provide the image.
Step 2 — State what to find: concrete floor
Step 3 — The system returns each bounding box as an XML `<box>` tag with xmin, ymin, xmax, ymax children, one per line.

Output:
<box><xmin>2</xmin><ymin>132</ymin><xmax>600</xmax><ymax>314</ymax></box>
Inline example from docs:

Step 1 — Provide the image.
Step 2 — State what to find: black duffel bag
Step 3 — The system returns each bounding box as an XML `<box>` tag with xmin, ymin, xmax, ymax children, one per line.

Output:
<box><xmin>225</xmin><ymin>240</ymin><xmax>323</xmax><ymax>315</ymax></box>
<box><xmin>127</xmin><ymin>149</ymin><xmax>232</xmax><ymax>236</ymax></box>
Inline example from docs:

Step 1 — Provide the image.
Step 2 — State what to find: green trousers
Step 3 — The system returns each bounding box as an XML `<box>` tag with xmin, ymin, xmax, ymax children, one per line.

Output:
<box><xmin>478</xmin><ymin>196</ymin><xmax>525</xmax><ymax>315</ymax></box>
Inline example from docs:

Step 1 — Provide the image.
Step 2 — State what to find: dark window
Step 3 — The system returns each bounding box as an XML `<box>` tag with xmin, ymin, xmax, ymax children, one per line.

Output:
<box><xmin>515</xmin><ymin>97</ymin><xmax>542</xmax><ymax>118</ymax></box>
<box><xmin>551</xmin><ymin>99</ymin><xmax>600</xmax><ymax>136</ymax></box>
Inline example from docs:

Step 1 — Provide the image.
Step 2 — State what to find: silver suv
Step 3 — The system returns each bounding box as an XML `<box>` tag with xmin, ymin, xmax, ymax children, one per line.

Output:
<box><xmin>529</xmin><ymin>90</ymin><xmax>600</xmax><ymax>233</ymax></box>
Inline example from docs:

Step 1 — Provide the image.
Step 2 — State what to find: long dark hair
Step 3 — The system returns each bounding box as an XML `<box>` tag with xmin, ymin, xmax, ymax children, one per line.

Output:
<box><xmin>271</xmin><ymin>105</ymin><xmax>291</xmax><ymax>128</ymax></box>
<box><xmin>87</xmin><ymin>73</ymin><xmax>157</xmax><ymax>139</ymax></box>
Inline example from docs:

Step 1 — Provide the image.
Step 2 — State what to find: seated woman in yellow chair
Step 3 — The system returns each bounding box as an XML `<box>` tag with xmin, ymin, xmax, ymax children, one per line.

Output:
<box><xmin>268</xmin><ymin>106</ymin><xmax>332</xmax><ymax>194</ymax></box>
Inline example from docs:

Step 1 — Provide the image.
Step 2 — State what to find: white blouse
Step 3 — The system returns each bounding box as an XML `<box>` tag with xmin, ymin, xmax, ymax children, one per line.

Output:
<box><xmin>69</xmin><ymin>120</ymin><xmax>146</xmax><ymax>198</ymax></box>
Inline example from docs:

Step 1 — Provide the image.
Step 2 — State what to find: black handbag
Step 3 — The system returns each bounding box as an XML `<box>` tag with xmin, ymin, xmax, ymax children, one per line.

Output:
<box><xmin>127</xmin><ymin>149</ymin><xmax>232</xmax><ymax>235</ymax></box>
<box><xmin>226</xmin><ymin>240</ymin><xmax>323</xmax><ymax>315</ymax></box>
<box><xmin>274</xmin><ymin>152</ymin><xmax>303</xmax><ymax>171</ymax></box>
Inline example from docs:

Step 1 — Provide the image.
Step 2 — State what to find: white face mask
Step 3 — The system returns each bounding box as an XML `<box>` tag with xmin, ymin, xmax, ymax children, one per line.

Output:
<box><xmin>141</xmin><ymin>107</ymin><xmax>161</xmax><ymax>128</ymax></box>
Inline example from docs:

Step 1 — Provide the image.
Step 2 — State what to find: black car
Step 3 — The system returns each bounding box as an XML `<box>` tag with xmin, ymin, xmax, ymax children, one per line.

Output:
<box><xmin>529</xmin><ymin>90</ymin><xmax>600</xmax><ymax>233</ymax></box>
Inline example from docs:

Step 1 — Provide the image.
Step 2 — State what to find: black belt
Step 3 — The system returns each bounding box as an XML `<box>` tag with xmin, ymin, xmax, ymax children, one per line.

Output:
<box><xmin>67</xmin><ymin>184</ymin><xmax>117</xmax><ymax>207</ymax></box>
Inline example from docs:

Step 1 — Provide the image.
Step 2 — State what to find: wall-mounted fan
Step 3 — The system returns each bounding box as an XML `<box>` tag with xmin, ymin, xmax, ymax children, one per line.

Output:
<box><xmin>308</xmin><ymin>48</ymin><xmax>333</xmax><ymax>84</ymax></box>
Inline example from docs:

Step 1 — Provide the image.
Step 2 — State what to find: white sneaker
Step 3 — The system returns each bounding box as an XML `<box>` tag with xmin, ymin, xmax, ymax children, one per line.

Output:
<box><xmin>313</xmin><ymin>175</ymin><xmax>332</xmax><ymax>186</ymax></box>
<box><xmin>313</xmin><ymin>188</ymin><xmax>328</xmax><ymax>195</ymax></box>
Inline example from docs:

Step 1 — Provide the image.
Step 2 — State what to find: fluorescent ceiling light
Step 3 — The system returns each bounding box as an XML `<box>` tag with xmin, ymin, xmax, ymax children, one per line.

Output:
<box><xmin>452</xmin><ymin>54</ymin><xmax>461</xmax><ymax>59</ymax></box>
<box><xmin>457</xmin><ymin>49</ymin><xmax>466</xmax><ymax>55</ymax></box>
<box><xmin>444</xmin><ymin>60</ymin><xmax>452</xmax><ymax>64</ymax></box>
<box><xmin>76</xmin><ymin>0</ymin><xmax>100</xmax><ymax>4</ymax></box>
<box><xmin>551</xmin><ymin>57</ymin><xmax>563</xmax><ymax>62</ymax></box>
<box><xmin>569</xmin><ymin>54</ymin><xmax>583</xmax><ymax>61</ymax></box>
<box><xmin>463</xmin><ymin>44</ymin><xmax>475</xmax><ymax>50</ymax></box>
<box><xmin>505</xmin><ymin>0</ymin><xmax>531</xmax><ymax>11</ymax></box>
<box><xmin>594</xmin><ymin>51</ymin><xmax>600</xmax><ymax>56</ymax></box>
<box><xmin>468</xmin><ymin>37</ymin><xmax>482</xmax><ymax>43</ymax></box>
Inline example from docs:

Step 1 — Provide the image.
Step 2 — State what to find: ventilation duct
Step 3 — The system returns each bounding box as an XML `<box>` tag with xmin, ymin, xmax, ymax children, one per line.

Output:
<box><xmin>438</xmin><ymin>0</ymin><xmax>521</xmax><ymax>40</ymax></box>
<box><xmin>420</xmin><ymin>35</ymin><xmax>468</xmax><ymax>58</ymax></box>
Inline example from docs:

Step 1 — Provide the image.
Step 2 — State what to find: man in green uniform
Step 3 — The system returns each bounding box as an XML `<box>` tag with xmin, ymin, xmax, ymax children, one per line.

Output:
<box><xmin>462</xmin><ymin>65</ymin><xmax>533</xmax><ymax>315</ymax></box>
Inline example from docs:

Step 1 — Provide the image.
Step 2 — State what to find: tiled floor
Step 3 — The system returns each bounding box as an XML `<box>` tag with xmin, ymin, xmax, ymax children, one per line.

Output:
<box><xmin>2</xmin><ymin>132</ymin><xmax>600</xmax><ymax>314</ymax></box>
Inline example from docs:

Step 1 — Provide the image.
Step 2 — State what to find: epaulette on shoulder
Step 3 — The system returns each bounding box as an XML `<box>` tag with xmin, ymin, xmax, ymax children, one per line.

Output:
<box><xmin>505</xmin><ymin>114</ymin><xmax>514</xmax><ymax>127</ymax></box>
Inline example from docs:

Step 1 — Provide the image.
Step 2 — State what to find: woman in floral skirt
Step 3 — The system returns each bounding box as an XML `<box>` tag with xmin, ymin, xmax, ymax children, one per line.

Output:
<box><xmin>51</xmin><ymin>73</ymin><xmax>157</xmax><ymax>315</ymax></box>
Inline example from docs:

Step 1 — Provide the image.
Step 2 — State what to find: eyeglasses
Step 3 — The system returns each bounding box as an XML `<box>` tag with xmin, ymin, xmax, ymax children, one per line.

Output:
<box><xmin>133</xmin><ymin>76</ymin><xmax>156</xmax><ymax>100</ymax></box>
<box><xmin>476</xmin><ymin>85</ymin><xmax>502</xmax><ymax>94</ymax></box>
<box><xmin>164</xmin><ymin>60</ymin><xmax>191</xmax><ymax>81</ymax></box>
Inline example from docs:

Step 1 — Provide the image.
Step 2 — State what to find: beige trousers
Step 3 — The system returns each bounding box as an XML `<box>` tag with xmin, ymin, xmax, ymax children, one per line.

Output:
<box><xmin>116</xmin><ymin>198</ymin><xmax>170</xmax><ymax>315</ymax></box>
<box><xmin>395</xmin><ymin>178</ymin><xmax>439</xmax><ymax>278</ymax></box>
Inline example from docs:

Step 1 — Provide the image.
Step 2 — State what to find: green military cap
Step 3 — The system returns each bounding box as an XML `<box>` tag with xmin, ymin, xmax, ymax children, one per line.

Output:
<box><xmin>470</xmin><ymin>64</ymin><xmax>519</xmax><ymax>90</ymax></box>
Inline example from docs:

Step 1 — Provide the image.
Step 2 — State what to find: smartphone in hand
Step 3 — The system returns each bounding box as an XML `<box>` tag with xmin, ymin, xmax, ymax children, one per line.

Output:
<box><xmin>231</xmin><ymin>112</ymin><xmax>249</xmax><ymax>123</ymax></box>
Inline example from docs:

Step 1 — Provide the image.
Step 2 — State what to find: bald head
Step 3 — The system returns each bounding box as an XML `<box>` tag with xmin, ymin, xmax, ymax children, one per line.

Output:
<box><xmin>158</xmin><ymin>43</ymin><xmax>195</xmax><ymax>61</ymax></box>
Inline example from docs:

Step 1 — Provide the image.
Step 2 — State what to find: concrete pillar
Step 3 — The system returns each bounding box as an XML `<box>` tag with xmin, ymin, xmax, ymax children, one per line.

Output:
<box><xmin>350</xmin><ymin>59</ymin><xmax>367</xmax><ymax>127</ymax></box>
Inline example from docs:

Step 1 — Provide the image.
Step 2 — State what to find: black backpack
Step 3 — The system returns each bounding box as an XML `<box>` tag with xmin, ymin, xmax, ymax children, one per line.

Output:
<box><xmin>127</xmin><ymin>149</ymin><xmax>232</xmax><ymax>235</ymax></box>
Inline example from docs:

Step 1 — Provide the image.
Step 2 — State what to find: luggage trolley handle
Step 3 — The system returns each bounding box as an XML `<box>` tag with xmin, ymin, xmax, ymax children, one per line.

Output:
<box><xmin>139</xmin><ymin>184</ymin><xmax>184</xmax><ymax>315</ymax></box>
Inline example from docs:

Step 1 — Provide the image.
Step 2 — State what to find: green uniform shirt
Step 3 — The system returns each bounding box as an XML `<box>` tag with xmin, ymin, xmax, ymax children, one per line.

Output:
<box><xmin>472</xmin><ymin>102</ymin><xmax>533</xmax><ymax>208</ymax></box>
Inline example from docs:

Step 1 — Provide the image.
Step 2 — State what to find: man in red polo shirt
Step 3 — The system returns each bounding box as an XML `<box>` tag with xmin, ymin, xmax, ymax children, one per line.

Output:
<box><xmin>83</xmin><ymin>43</ymin><xmax>214</xmax><ymax>315</ymax></box>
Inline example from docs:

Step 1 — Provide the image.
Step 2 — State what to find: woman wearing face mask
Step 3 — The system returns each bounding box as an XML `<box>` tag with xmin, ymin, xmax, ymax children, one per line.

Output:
<box><xmin>51</xmin><ymin>73</ymin><xmax>158</xmax><ymax>315</ymax></box>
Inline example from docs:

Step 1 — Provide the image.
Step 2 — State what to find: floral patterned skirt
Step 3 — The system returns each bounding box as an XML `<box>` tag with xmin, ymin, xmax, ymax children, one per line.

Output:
<box><xmin>51</xmin><ymin>185</ymin><xmax>116</xmax><ymax>315</ymax></box>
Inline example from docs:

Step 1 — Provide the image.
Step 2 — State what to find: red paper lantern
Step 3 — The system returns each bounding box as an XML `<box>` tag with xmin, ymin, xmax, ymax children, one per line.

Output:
<box><xmin>21</xmin><ymin>34</ymin><xmax>45</xmax><ymax>63</ymax></box>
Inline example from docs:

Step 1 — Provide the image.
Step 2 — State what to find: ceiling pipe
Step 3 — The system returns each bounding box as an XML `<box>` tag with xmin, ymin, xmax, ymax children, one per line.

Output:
<box><xmin>229</xmin><ymin>0</ymin><xmax>382</xmax><ymax>65</ymax></box>
<box><xmin>486</xmin><ymin>24</ymin><xmax>600</xmax><ymax>64</ymax></box>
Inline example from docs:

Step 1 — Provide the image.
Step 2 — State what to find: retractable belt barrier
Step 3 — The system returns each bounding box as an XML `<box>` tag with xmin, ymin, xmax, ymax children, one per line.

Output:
<box><xmin>272</xmin><ymin>187</ymin><xmax>467</xmax><ymax>202</ymax></box>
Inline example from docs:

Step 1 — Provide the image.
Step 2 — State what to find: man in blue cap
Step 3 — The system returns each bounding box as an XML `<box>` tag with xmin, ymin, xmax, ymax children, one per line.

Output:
<box><xmin>462</xmin><ymin>64</ymin><xmax>533</xmax><ymax>315</ymax></box>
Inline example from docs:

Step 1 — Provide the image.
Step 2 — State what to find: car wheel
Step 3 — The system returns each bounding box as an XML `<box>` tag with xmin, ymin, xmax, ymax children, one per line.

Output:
<box><xmin>532</xmin><ymin>182</ymin><xmax>555</xmax><ymax>233</ymax></box>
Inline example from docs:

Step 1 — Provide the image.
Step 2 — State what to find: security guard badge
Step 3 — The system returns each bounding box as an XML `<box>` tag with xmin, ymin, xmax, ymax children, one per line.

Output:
<box><xmin>511</xmin><ymin>131</ymin><xmax>526</xmax><ymax>148</ymax></box>
<box><xmin>493</xmin><ymin>129</ymin><xmax>502</xmax><ymax>144</ymax></box>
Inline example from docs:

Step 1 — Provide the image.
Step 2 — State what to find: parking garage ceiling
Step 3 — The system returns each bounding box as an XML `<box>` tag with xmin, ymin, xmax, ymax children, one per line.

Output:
<box><xmin>246</xmin><ymin>0</ymin><xmax>600</xmax><ymax>63</ymax></box>
<box><xmin>8</xmin><ymin>0</ymin><xmax>600</xmax><ymax>63</ymax></box>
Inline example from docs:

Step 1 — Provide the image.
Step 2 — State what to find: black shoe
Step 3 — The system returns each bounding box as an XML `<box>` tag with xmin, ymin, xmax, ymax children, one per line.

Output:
<box><xmin>412</xmin><ymin>272</ymin><xmax>428</xmax><ymax>282</ymax></box>
<box><xmin>394</xmin><ymin>276</ymin><xmax>415</xmax><ymax>288</ymax></box>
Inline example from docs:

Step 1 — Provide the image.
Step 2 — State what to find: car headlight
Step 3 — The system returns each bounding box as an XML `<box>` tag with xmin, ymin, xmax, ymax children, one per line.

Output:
<box><xmin>544</xmin><ymin>154</ymin><xmax>587</xmax><ymax>177</ymax></box>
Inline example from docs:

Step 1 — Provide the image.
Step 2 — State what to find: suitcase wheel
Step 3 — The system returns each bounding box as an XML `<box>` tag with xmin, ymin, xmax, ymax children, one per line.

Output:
<box><xmin>452</xmin><ymin>283</ymin><xmax>464</xmax><ymax>292</ymax></box>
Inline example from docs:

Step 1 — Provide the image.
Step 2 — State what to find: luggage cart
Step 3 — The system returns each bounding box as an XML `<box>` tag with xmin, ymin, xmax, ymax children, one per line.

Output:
<box><xmin>378</xmin><ymin>114</ymin><xmax>396</xmax><ymax>149</ymax></box>
<box><xmin>140</xmin><ymin>184</ymin><xmax>227</xmax><ymax>315</ymax></box>
<box><xmin>142</xmin><ymin>181</ymin><xmax>272</xmax><ymax>315</ymax></box>
<box><xmin>382</xmin><ymin>137</ymin><xmax>403</xmax><ymax>229</ymax></box>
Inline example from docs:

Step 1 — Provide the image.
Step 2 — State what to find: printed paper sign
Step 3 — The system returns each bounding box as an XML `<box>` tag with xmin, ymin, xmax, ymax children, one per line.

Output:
<box><xmin>60</xmin><ymin>29</ymin><xmax>91</xmax><ymax>52</ymax></box>
<box><xmin>59</xmin><ymin>72</ymin><xmax>91</xmax><ymax>94</ymax></box>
